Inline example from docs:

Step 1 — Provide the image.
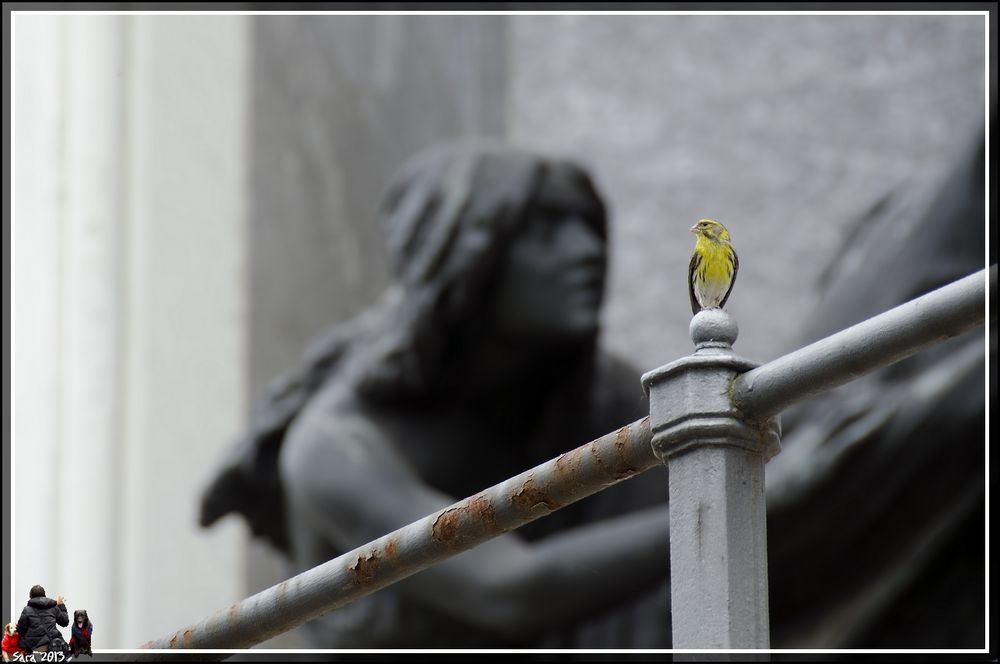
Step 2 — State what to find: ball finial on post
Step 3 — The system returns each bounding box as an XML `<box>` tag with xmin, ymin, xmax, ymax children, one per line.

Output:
<box><xmin>690</xmin><ymin>308</ymin><xmax>738</xmax><ymax>351</ymax></box>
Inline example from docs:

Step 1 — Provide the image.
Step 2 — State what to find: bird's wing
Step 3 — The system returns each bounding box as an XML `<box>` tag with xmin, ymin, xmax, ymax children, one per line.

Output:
<box><xmin>688</xmin><ymin>251</ymin><xmax>701</xmax><ymax>314</ymax></box>
<box><xmin>719</xmin><ymin>247</ymin><xmax>739</xmax><ymax>309</ymax></box>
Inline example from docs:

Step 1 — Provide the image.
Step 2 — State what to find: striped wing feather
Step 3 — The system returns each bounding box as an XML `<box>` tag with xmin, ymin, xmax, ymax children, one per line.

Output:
<box><xmin>719</xmin><ymin>247</ymin><xmax>739</xmax><ymax>309</ymax></box>
<box><xmin>688</xmin><ymin>251</ymin><xmax>701</xmax><ymax>314</ymax></box>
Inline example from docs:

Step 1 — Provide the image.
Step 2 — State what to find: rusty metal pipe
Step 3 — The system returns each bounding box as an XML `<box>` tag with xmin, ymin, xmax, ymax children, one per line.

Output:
<box><xmin>142</xmin><ymin>418</ymin><xmax>656</xmax><ymax>650</ymax></box>
<box><xmin>733</xmin><ymin>265</ymin><xmax>994</xmax><ymax>420</ymax></box>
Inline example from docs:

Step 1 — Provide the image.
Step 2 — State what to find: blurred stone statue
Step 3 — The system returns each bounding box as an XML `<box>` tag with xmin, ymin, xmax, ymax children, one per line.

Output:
<box><xmin>200</xmin><ymin>142</ymin><xmax>672</xmax><ymax>648</ymax></box>
<box><xmin>765</xmin><ymin>122</ymin><xmax>991</xmax><ymax>648</ymax></box>
<box><xmin>201</xmin><ymin>124</ymin><xmax>990</xmax><ymax>649</ymax></box>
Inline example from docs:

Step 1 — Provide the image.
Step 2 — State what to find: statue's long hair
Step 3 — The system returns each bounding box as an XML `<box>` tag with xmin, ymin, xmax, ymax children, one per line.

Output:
<box><xmin>200</xmin><ymin>142</ymin><xmax>608</xmax><ymax>551</ymax></box>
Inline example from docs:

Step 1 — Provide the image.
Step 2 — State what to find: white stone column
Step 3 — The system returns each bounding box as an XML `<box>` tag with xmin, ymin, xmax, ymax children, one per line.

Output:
<box><xmin>13</xmin><ymin>13</ymin><xmax>128</xmax><ymax>638</ymax></box>
<box><xmin>12</xmin><ymin>13</ymin><xmax>69</xmax><ymax>621</ymax></box>
<box><xmin>55</xmin><ymin>17</ymin><xmax>129</xmax><ymax>640</ymax></box>
<box><xmin>117</xmin><ymin>15</ymin><xmax>250</xmax><ymax>647</ymax></box>
<box><xmin>12</xmin><ymin>13</ymin><xmax>250</xmax><ymax>646</ymax></box>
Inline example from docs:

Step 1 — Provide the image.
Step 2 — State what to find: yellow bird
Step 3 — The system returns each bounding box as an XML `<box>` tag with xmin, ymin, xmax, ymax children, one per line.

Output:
<box><xmin>688</xmin><ymin>218</ymin><xmax>739</xmax><ymax>315</ymax></box>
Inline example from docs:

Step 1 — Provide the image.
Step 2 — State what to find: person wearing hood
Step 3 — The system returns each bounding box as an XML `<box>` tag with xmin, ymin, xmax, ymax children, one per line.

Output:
<box><xmin>16</xmin><ymin>586</ymin><xmax>69</xmax><ymax>655</ymax></box>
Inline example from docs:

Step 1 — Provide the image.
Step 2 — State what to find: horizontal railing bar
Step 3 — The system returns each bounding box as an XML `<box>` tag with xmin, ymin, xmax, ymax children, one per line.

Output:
<box><xmin>733</xmin><ymin>265</ymin><xmax>995</xmax><ymax>420</ymax></box>
<box><xmin>142</xmin><ymin>418</ymin><xmax>657</xmax><ymax>650</ymax></box>
<box><xmin>146</xmin><ymin>265</ymin><xmax>993</xmax><ymax>651</ymax></box>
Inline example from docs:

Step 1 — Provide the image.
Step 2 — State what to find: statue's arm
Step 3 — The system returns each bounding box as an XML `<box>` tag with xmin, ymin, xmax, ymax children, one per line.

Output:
<box><xmin>280</xmin><ymin>412</ymin><xmax>670</xmax><ymax>641</ymax></box>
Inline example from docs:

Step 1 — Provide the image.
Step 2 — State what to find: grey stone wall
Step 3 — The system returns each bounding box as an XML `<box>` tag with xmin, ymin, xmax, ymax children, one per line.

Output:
<box><xmin>249</xmin><ymin>15</ymin><xmax>507</xmax><ymax>398</ymax></box>
<box><xmin>508</xmin><ymin>14</ymin><xmax>985</xmax><ymax>369</ymax></box>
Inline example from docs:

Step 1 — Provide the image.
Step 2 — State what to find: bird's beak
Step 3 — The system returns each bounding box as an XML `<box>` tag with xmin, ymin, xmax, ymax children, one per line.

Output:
<box><xmin>689</xmin><ymin>224</ymin><xmax>698</xmax><ymax>233</ymax></box>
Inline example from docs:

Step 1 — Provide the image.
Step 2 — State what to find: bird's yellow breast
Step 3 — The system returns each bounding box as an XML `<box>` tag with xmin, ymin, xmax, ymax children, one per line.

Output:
<box><xmin>695</xmin><ymin>236</ymin><xmax>734</xmax><ymax>285</ymax></box>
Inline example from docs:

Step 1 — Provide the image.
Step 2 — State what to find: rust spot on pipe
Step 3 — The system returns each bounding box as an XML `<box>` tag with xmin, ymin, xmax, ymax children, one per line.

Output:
<box><xmin>349</xmin><ymin>552</ymin><xmax>381</xmax><ymax>584</ymax></box>
<box><xmin>612</xmin><ymin>422</ymin><xmax>640</xmax><ymax>476</ymax></box>
<box><xmin>615</xmin><ymin>423</ymin><xmax>630</xmax><ymax>454</ymax></box>
<box><xmin>586</xmin><ymin>424</ymin><xmax>642</xmax><ymax>481</ymax></box>
<box><xmin>432</xmin><ymin>493</ymin><xmax>500</xmax><ymax>546</ymax></box>
<box><xmin>384</xmin><ymin>537</ymin><xmax>399</xmax><ymax>560</ymax></box>
<box><xmin>554</xmin><ymin>448</ymin><xmax>584</xmax><ymax>483</ymax></box>
<box><xmin>227</xmin><ymin>603</ymin><xmax>238</xmax><ymax>630</ymax></box>
<box><xmin>590</xmin><ymin>440</ymin><xmax>612</xmax><ymax>477</ymax></box>
<box><xmin>275</xmin><ymin>580</ymin><xmax>290</xmax><ymax>612</ymax></box>
<box><xmin>467</xmin><ymin>494</ymin><xmax>499</xmax><ymax>533</ymax></box>
<box><xmin>511</xmin><ymin>476</ymin><xmax>561</xmax><ymax>512</ymax></box>
<box><xmin>169</xmin><ymin>632</ymin><xmax>178</xmax><ymax>649</ymax></box>
<box><xmin>183</xmin><ymin>629</ymin><xmax>192</xmax><ymax>649</ymax></box>
<box><xmin>432</xmin><ymin>507</ymin><xmax>461</xmax><ymax>543</ymax></box>
<box><xmin>600</xmin><ymin>443</ymin><xmax>638</xmax><ymax>480</ymax></box>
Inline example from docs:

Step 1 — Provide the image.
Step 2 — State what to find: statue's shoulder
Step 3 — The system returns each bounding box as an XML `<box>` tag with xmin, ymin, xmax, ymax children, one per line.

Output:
<box><xmin>284</xmin><ymin>382</ymin><xmax>384</xmax><ymax>455</ymax></box>
<box><xmin>585</xmin><ymin>349</ymin><xmax>648</xmax><ymax>436</ymax></box>
<box><xmin>594</xmin><ymin>348</ymin><xmax>643</xmax><ymax>388</ymax></box>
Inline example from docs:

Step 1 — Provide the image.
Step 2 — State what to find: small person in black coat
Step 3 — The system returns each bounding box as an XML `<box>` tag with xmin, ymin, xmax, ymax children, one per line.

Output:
<box><xmin>15</xmin><ymin>586</ymin><xmax>69</xmax><ymax>656</ymax></box>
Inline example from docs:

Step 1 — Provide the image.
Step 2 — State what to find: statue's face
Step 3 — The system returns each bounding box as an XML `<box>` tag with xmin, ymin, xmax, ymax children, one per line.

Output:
<box><xmin>488</xmin><ymin>165</ymin><xmax>607</xmax><ymax>344</ymax></box>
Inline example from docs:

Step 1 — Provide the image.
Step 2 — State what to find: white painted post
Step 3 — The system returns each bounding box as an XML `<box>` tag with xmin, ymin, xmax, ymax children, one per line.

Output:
<box><xmin>642</xmin><ymin>309</ymin><xmax>781</xmax><ymax>649</ymax></box>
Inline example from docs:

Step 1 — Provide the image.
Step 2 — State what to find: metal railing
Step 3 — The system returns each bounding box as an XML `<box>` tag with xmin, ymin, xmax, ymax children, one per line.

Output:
<box><xmin>143</xmin><ymin>264</ymin><xmax>994</xmax><ymax>651</ymax></box>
